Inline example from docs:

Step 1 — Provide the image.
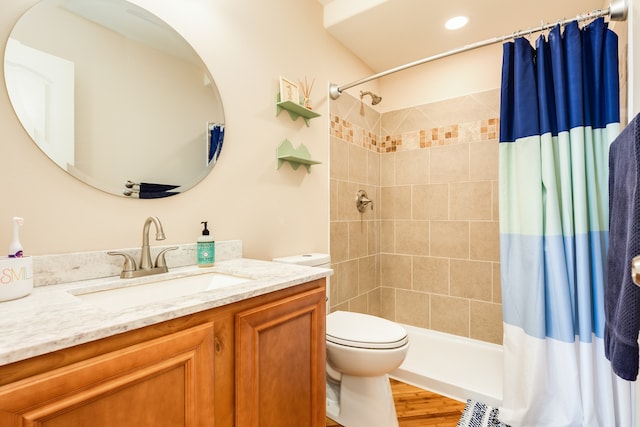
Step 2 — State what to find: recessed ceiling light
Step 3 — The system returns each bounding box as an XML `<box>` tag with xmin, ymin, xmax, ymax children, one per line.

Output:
<box><xmin>445</xmin><ymin>16</ymin><xmax>468</xmax><ymax>30</ymax></box>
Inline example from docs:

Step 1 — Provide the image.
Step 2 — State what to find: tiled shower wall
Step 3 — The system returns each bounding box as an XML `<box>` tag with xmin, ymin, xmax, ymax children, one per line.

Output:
<box><xmin>329</xmin><ymin>95</ymin><xmax>382</xmax><ymax>317</ymax></box>
<box><xmin>329</xmin><ymin>89</ymin><xmax>503</xmax><ymax>345</ymax></box>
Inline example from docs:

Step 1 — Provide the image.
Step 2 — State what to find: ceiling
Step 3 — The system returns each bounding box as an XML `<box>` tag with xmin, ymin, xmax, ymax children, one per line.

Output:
<box><xmin>320</xmin><ymin>0</ymin><xmax>609</xmax><ymax>73</ymax></box>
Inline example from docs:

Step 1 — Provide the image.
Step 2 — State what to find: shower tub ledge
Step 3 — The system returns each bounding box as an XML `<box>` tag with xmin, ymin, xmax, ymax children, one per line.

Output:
<box><xmin>390</xmin><ymin>324</ymin><xmax>503</xmax><ymax>407</ymax></box>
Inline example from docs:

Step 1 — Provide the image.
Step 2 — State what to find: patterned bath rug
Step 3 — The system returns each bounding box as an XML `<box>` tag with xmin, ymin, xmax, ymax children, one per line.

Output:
<box><xmin>457</xmin><ymin>399</ymin><xmax>510</xmax><ymax>427</ymax></box>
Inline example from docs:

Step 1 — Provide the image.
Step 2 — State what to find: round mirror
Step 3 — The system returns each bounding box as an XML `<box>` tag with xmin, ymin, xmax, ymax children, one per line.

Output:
<box><xmin>4</xmin><ymin>0</ymin><xmax>225</xmax><ymax>198</ymax></box>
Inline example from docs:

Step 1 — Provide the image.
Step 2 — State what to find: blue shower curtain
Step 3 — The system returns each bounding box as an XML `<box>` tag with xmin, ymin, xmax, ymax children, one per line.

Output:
<box><xmin>499</xmin><ymin>18</ymin><xmax>632</xmax><ymax>426</ymax></box>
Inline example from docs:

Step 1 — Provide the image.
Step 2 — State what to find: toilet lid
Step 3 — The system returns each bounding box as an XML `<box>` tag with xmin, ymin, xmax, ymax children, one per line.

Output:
<box><xmin>326</xmin><ymin>311</ymin><xmax>408</xmax><ymax>350</ymax></box>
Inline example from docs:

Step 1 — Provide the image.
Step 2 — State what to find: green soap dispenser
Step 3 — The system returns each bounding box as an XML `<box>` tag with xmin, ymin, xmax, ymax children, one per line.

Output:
<box><xmin>197</xmin><ymin>221</ymin><xmax>215</xmax><ymax>267</ymax></box>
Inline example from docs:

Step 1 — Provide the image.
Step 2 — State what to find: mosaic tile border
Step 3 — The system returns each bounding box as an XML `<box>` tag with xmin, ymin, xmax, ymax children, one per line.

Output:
<box><xmin>330</xmin><ymin>113</ymin><xmax>380</xmax><ymax>151</ymax></box>
<box><xmin>331</xmin><ymin>113</ymin><xmax>499</xmax><ymax>153</ymax></box>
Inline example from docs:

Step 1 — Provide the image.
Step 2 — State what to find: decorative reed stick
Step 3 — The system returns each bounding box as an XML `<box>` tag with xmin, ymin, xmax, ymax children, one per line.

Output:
<box><xmin>299</xmin><ymin>76</ymin><xmax>315</xmax><ymax>109</ymax></box>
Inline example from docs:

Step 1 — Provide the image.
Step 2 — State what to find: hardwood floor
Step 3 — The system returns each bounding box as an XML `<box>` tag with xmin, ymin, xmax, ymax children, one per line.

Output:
<box><xmin>325</xmin><ymin>378</ymin><xmax>466</xmax><ymax>427</ymax></box>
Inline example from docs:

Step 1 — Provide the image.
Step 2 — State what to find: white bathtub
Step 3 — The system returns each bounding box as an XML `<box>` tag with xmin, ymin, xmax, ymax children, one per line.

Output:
<box><xmin>390</xmin><ymin>324</ymin><xmax>503</xmax><ymax>408</ymax></box>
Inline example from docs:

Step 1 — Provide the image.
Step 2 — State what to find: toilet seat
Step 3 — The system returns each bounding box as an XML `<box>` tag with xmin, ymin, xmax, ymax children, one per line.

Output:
<box><xmin>326</xmin><ymin>311</ymin><xmax>408</xmax><ymax>350</ymax></box>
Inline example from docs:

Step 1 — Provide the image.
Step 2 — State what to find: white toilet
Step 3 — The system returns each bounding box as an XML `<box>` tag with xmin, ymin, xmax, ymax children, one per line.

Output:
<box><xmin>272</xmin><ymin>253</ymin><xmax>409</xmax><ymax>427</ymax></box>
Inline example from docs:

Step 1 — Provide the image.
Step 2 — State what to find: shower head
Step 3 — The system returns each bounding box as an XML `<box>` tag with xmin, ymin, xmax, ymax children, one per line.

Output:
<box><xmin>360</xmin><ymin>90</ymin><xmax>382</xmax><ymax>105</ymax></box>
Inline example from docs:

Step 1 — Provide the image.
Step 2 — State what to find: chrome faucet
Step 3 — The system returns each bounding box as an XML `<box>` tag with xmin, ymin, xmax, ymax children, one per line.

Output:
<box><xmin>109</xmin><ymin>216</ymin><xmax>177</xmax><ymax>278</ymax></box>
<box><xmin>140</xmin><ymin>216</ymin><xmax>166</xmax><ymax>270</ymax></box>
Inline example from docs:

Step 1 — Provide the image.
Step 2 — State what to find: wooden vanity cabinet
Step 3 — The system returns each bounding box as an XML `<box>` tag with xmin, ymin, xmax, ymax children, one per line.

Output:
<box><xmin>0</xmin><ymin>323</ymin><xmax>216</xmax><ymax>427</ymax></box>
<box><xmin>236</xmin><ymin>285</ymin><xmax>326</xmax><ymax>426</ymax></box>
<box><xmin>0</xmin><ymin>279</ymin><xmax>326</xmax><ymax>427</ymax></box>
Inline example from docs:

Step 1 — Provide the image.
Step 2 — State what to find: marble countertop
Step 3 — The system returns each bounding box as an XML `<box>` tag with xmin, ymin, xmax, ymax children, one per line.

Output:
<box><xmin>0</xmin><ymin>258</ymin><xmax>331</xmax><ymax>366</ymax></box>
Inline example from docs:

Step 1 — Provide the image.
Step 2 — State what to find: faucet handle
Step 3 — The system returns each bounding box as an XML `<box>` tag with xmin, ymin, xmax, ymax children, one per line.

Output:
<box><xmin>155</xmin><ymin>246</ymin><xmax>178</xmax><ymax>269</ymax></box>
<box><xmin>108</xmin><ymin>251</ymin><xmax>137</xmax><ymax>276</ymax></box>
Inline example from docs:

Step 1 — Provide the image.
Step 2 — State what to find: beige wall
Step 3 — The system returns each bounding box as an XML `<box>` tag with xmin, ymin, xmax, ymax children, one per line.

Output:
<box><xmin>379</xmin><ymin>44</ymin><xmax>503</xmax><ymax>111</ymax></box>
<box><xmin>0</xmin><ymin>0</ymin><xmax>377</xmax><ymax>259</ymax></box>
<box><xmin>330</xmin><ymin>89</ymin><xmax>503</xmax><ymax>344</ymax></box>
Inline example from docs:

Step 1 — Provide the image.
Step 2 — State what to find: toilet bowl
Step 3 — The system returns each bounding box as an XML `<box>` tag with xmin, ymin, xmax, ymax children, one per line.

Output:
<box><xmin>272</xmin><ymin>253</ymin><xmax>409</xmax><ymax>427</ymax></box>
<box><xmin>326</xmin><ymin>310</ymin><xmax>409</xmax><ymax>427</ymax></box>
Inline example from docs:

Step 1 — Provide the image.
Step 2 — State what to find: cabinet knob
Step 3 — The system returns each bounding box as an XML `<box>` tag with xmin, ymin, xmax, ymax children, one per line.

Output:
<box><xmin>214</xmin><ymin>336</ymin><xmax>224</xmax><ymax>354</ymax></box>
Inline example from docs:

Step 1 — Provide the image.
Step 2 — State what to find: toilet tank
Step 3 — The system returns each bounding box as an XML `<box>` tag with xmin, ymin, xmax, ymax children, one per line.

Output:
<box><xmin>272</xmin><ymin>253</ymin><xmax>331</xmax><ymax>310</ymax></box>
<box><xmin>272</xmin><ymin>253</ymin><xmax>331</xmax><ymax>268</ymax></box>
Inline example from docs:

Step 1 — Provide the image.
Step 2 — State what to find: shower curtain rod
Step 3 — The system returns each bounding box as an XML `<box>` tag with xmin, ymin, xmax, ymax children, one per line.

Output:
<box><xmin>329</xmin><ymin>0</ymin><xmax>628</xmax><ymax>100</ymax></box>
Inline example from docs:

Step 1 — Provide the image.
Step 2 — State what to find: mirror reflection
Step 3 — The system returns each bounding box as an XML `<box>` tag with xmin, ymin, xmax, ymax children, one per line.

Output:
<box><xmin>4</xmin><ymin>0</ymin><xmax>225</xmax><ymax>198</ymax></box>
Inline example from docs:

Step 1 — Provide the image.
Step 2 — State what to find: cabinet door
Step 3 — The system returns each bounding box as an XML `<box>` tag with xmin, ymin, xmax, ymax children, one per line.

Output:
<box><xmin>0</xmin><ymin>323</ymin><xmax>215</xmax><ymax>427</ymax></box>
<box><xmin>235</xmin><ymin>286</ymin><xmax>326</xmax><ymax>427</ymax></box>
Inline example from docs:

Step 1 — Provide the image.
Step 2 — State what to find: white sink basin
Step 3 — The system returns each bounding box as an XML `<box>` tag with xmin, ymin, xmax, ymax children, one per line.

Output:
<box><xmin>71</xmin><ymin>272</ymin><xmax>254</xmax><ymax>311</ymax></box>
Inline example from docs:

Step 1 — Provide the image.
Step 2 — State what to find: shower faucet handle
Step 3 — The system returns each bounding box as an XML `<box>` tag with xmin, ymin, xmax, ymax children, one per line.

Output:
<box><xmin>356</xmin><ymin>190</ymin><xmax>374</xmax><ymax>213</ymax></box>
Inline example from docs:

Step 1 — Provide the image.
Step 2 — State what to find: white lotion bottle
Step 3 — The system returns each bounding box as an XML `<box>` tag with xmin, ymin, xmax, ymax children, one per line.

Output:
<box><xmin>197</xmin><ymin>221</ymin><xmax>215</xmax><ymax>267</ymax></box>
<box><xmin>8</xmin><ymin>217</ymin><xmax>24</xmax><ymax>258</ymax></box>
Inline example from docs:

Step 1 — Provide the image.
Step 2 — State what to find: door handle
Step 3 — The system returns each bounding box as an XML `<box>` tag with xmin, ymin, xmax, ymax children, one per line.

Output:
<box><xmin>632</xmin><ymin>256</ymin><xmax>640</xmax><ymax>286</ymax></box>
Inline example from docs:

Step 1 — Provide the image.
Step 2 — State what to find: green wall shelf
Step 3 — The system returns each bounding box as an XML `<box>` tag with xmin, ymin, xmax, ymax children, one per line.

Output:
<box><xmin>276</xmin><ymin>94</ymin><xmax>320</xmax><ymax>127</ymax></box>
<box><xmin>277</xmin><ymin>140</ymin><xmax>321</xmax><ymax>173</ymax></box>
